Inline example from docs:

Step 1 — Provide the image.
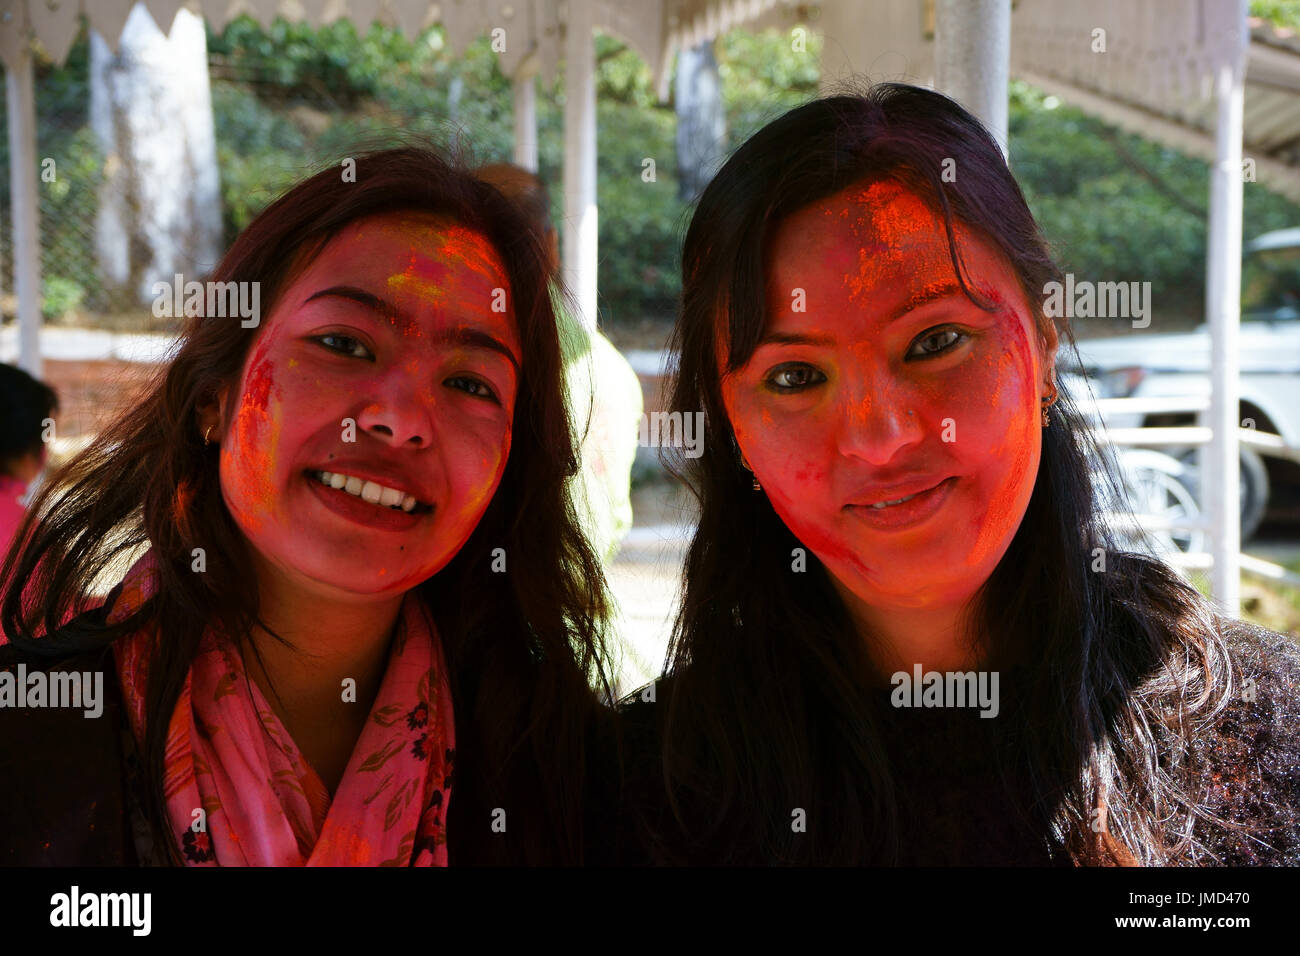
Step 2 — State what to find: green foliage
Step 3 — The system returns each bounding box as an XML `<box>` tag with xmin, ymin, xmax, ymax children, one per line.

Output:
<box><xmin>718</xmin><ymin>28</ymin><xmax>821</xmax><ymax>150</ymax></box>
<box><xmin>1008</xmin><ymin>80</ymin><xmax>1300</xmax><ymax>321</ymax></box>
<box><xmin>10</xmin><ymin>12</ymin><xmax>1300</xmax><ymax>333</ymax></box>
<box><xmin>211</xmin><ymin>84</ymin><xmax>308</xmax><ymax>239</ymax></box>
<box><xmin>1251</xmin><ymin>0</ymin><xmax>1300</xmax><ymax>33</ymax></box>
<box><xmin>595</xmin><ymin>100</ymin><xmax>686</xmax><ymax>317</ymax></box>
<box><xmin>1</xmin><ymin>34</ymin><xmax>120</xmax><ymax>316</ymax></box>
<box><xmin>41</xmin><ymin>275</ymin><xmax>85</xmax><ymax>320</ymax></box>
<box><xmin>207</xmin><ymin>16</ymin><xmax>439</xmax><ymax>108</ymax></box>
<box><xmin>595</xmin><ymin>34</ymin><xmax>660</xmax><ymax>109</ymax></box>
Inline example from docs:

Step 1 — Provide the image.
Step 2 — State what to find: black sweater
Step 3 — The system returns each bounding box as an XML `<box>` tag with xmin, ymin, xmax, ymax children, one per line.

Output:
<box><xmin>6</xmin><ymin>618</ymin><xmax>1299</xmax><ymax>866</ymax></box>
<box><xmin>0</xmin><ymin>640</ymin><xmax>593</xmax><ymax>866</ymax></box>
<box><xmin>593</xmin><ymin>618</ymin><xmax>1300</xmax><ymax>865</ymax></box>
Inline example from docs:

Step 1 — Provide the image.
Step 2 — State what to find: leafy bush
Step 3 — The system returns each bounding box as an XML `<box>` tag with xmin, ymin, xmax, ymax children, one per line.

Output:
<box><xmin>42</xmin><ymin>275</ymin><xmax>85</xmax><ymax>320</ymax></box>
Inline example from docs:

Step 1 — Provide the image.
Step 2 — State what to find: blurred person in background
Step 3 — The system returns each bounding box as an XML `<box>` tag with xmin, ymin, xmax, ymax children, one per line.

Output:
<box><xmin>475</xmin><ymin>163</ymin><xmax>643</xmax><ymax>566</ymax></box>
<box><xmin>0</xmin><ymin>363</ymin><xmax>59</xmax><ymax>560</ymax></box>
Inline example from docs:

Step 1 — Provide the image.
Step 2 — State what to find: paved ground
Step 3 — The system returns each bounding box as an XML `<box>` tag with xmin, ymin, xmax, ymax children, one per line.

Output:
<box><xmin>604</xmin><ymin>481</ymin><xmax>696</xmax><ymax>696</ymax></box>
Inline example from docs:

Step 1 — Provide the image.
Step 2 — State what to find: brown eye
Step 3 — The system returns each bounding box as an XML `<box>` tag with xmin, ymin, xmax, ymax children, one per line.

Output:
<box><xmin>315</xmin><ymin>333</ymin><xmax>374</xmax><ymax>360</ymax></box>
<box><xmin>765</xmin><ymin>363</ymin><xmax>827</xmax><ymax>392</ymax></box>
<box><xmin>445</xmin><ymin>375</ymin><xmax>500</xmax><ymax>403</ymax></box>
<box><xmin>908</xmin><ymin>328</ymin><xmax>965</xmax><ymax>358</ymax></box>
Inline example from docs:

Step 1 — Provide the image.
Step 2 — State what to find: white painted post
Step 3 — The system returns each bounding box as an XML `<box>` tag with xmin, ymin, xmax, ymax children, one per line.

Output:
<box><xmin>934</xmin><ymin>0</ymin><xmax>1010</xmax><ymax>155</ymax></box>
<box><xmin>6</xmin><ymin>40</ymin><xmax>42</xmax><ymax>378</ymax></box>
<box><xmin>513</xmin><ymin>69</ymin><xmax>538</xmax><ymax>172</ymax></box>
<box><xmin>562</xmin><ymin>0</ymin><xmax>597</xmax><ymax>331</ymax></box>
<box><xmin>1206</xmin><ymin>1</ymin><xmax>1248</xmax><ymax>616</ymax></box>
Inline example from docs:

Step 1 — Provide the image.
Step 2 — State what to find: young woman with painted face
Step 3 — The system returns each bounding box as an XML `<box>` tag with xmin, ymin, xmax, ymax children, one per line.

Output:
<box><xmin>611</xmin><ymin>84</ymin><xmax>1300</xmax><ymax>866</ymax></box>
<box><xmin>0</xmin><ymin>145</ymin><xmax>615</xmax><ymax>865</ymax></box>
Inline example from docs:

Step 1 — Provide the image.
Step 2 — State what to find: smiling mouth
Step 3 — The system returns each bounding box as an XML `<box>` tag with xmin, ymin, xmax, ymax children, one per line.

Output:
<box><xmin>855</xmin><ymin>477</ymin><xmax>955</xmax><ymax>510</ymax></box>
<box><xmin>307</xmin><ymin>469</ymin><xmax>434</xmax><ymax>514</ymax></box>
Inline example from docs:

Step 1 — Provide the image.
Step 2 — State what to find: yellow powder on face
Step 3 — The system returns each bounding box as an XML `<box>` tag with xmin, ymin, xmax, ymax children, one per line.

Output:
<box><xmin>384</xmin><ymin>222</ymin><xmax>512</xmax><ymax>334</ymax></box>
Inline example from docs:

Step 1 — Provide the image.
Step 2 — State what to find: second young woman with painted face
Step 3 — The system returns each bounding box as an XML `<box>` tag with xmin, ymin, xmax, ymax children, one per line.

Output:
<box><xmin>609</xmin><ymin>85</ymin><xmax>1300</xmax><ymax>866</ymax></box>
<box><xmin>0</xmin><ymin>146</ymin><xmax>615</xmax><ymax>865</ymax></box>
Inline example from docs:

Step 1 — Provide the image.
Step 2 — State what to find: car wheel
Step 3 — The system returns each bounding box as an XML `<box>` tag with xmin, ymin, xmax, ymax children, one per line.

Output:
<box><xmin>1174</xmin><ymin>447</ymin><xmax>1271</xmax><ymax>542</ymax></box>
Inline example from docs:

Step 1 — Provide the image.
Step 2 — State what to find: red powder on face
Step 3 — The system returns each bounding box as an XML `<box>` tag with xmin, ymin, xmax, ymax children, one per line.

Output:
<box><xmin>722</xmin><ymin>179</ymin><xmax>1049</xmax><ymax>612</ymax></box>
<box><xmin>388</xmin><ymin>252</ymin><xmax>452</xmax><ymax>321</ymax></box>
<box><xmin>214</xmin><ymin>212</ymin><xmax>521</xmax><ymax>604</ymax></box>
<box><xmin>225</xmin><ymin>346</ymin><xmax>281</xmax><ymax>534</ymax></box>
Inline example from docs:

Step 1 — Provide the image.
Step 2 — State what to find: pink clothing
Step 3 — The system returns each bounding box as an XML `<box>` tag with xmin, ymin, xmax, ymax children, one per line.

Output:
<box><xmin>0</xmin><ymin>475</ymin><xmax>27</xmax><ymax>564</ymax></box>
<box><xmin>109</xmin><ymin>549</ymin><xmax>456</xmax><ymax>866</ymax></box>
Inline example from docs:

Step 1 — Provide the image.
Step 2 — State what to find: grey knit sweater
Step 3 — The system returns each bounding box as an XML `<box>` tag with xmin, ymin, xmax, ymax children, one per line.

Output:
<box><xmin>601</xmin><ymin>618</ymin><xmax>1300</xmax><ymax>865</ymax></box>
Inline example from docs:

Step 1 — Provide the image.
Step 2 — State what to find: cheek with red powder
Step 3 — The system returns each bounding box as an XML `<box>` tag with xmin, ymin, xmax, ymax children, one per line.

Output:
<box><xmin>954</xmin><ymin>307</ymin><xmax>1043</xmax><ymax>572</ymax></box>
<box><xmin>222</xmin><ymin>339</ymin><xmax>285</xmax><ymax>536</ymax></box>
<box><xmin>726</xmin><ymin>385</ymin><xmax>856</xmax><ymax>567</ymax></box>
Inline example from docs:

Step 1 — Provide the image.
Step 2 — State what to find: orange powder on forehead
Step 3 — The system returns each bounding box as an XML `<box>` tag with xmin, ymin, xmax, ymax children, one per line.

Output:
<box><xmin>835</xmin><ymin>183</ymin><xmax>954</xmax><ymax>306</ymax></box>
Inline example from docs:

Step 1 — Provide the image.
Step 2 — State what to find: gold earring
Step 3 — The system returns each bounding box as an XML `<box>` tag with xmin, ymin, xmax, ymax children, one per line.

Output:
<box><xmin>204</xmin><ymin>424</ymin><xmax>214</xmax><ymax>446</ymax></box>
<box><xmin>1041</xmin><ymin>380</ymin><xmax>1058</xmax><ymax>429</ymax></box>
<box><xmin>738</xmin><ymin>451</ymin><xmax>761</xmax><ymax>491</ymax></box>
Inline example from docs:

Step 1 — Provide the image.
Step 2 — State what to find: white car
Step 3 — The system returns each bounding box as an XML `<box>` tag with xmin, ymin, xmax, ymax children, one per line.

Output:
<box><xmin>1061</xmin><ymin>227</ymin><xmax>1300</xmax><ymax>540</ymax></box>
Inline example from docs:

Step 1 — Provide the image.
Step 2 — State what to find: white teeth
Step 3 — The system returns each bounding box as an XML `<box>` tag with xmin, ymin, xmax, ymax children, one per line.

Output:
<box><xmin>871</xmin><ymin>491</ymin><xmax>920</xmax><ymax>509</ymax></box>
<box><xmin>314</xmin><ymin>471</ymin><xmax>424</xmax><ymax>512</ymax></box>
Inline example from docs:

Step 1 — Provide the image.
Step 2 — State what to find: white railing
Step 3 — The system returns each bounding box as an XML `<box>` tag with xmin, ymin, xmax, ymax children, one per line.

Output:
<box><xmin>1081</xmin><ymin>394</ymin><xmax>1300</xmax><ymax>588</ymax></box>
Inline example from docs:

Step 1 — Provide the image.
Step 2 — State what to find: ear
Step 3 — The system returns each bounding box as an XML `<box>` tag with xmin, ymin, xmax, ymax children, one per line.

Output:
<box><xmin>196</xmin><ymin>384</ymin><xmax>231</xmax><ymax>443</ymax></box>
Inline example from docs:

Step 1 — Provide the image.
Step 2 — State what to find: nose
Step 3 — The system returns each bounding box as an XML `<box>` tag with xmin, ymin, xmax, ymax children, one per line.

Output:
<box><xmin>835</xmin><ymin>380</ymin><xmax>927</xmax><ymax>466</ymax></box>
<box><xmin>354</xmin><ymin>367</ymin><xmax>437</xmax><ymax>448</ymax></box>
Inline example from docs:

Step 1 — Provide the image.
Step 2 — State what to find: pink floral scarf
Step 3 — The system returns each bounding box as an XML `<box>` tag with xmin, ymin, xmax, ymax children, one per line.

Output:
<box><xmin>108</xmin><ymin>550</ymin><xmax>455</xmax><ymax>866</ymax></box>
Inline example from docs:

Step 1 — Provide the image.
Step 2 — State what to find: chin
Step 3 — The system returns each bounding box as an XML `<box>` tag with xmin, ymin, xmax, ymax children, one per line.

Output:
<box><xmin>268</xmin><ymin>552</ymin><xmax>415</xmax><ymax>600</ymax></box>
<box><xmin>841</xmin><ymin>555</ymin><xmax>988</xmax><ymax>610</ymax></box>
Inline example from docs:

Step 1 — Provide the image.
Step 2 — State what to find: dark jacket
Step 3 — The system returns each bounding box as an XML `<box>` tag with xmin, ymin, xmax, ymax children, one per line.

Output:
<box><xmin>0</xmin><ymin>637</ymin><xmax>601</xmax><ymax>866</ymax></box>
<box><xmin>599</xmin><ymin>617</ymin><xmax>1300</xmax><ymax>866</ymax></box>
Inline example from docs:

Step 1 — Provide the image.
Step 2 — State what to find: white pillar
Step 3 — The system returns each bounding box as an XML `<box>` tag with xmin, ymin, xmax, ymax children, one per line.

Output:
<box><xmin>934</xmin><ymin>0</ymin><xmax>1010</xmax><ymax>154</ymax></box>
<box><xmin>6</xmin><ymin>43</ymin><xmax>42</xmax><ymax>377</ymax></box>
<box><xmin>1206</xmin><ymin>1</ymin><xmax>1249</xmax><ymax>617</ymax></box>
<box><xmin>562</xmin><ymin>0</ymin><xmax>597</xmax><ymax>331</ymax></box>
<box><xmin>513</xmin><ymin>70</ymin><xmax>538</xmax><ymax>172</ymax></box>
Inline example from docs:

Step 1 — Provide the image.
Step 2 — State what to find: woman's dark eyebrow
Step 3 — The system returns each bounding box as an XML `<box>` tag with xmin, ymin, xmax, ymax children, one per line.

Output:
<box><xmin>302</xmin><ymin>285</ymin><xmax>521</xmax><ymax>374</ymax></box>
<box><xmin>887</xmin><ymin>280</ymin><xmax>969</xmax><ymax>322</ymax></box>
<box><xmin>884</xmin><ymin>280</ymin><xmax>968</xmax><ymax>323</ymax></box>
<box><xmin>755</xmin><ymin>331</ymin><xmax>838</xmax><ymax>348</ymax></box>
<box><xmin>756</xmin><ymin>279</ymin><xmax>971</xmax><ymax>348</ymax></box>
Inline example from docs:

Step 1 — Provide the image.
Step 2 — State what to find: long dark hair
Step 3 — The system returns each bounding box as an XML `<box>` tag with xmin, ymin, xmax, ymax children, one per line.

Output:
<box><xmin>656</xmin><ymin>83</ymin><xmax>1239</xmax><ymax>865</ymax></box>
<box><xmin>0</xmin><ymin>139</ymin><xmax>615</xmax><ymax>865</ymax></box>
